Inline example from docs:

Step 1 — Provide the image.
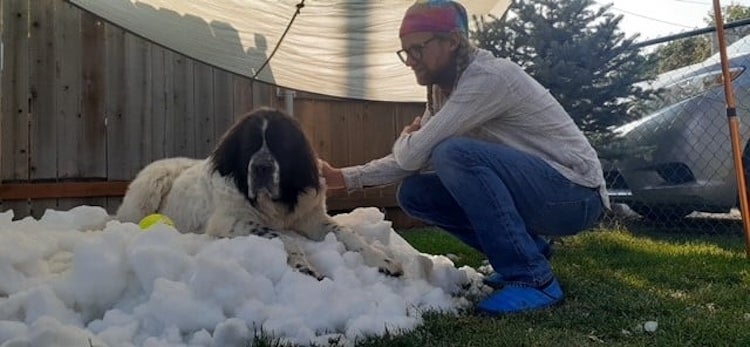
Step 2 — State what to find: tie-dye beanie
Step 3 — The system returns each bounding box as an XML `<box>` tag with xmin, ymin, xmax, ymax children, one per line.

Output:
<box><xmin>399</xmin><ymin>0</ymin><xmax>469</xmax><ymax>38</ymax></box>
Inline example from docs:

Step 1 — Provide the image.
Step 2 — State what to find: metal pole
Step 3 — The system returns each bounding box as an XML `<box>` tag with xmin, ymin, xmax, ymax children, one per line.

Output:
<box><xmin>712</xmin><ymin>0</ymin><xmax>750</xmax><ymax>258</ymax></box>
<box><xmin>285</xmin><ymin>89</ymin><xmax>296</xmax><ymax>116</ymax></box>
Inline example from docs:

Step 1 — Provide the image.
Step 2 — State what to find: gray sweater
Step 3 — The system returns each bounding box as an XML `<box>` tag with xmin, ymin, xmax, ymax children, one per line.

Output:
<box><xmin>342</xmin><ymin>49</ymin><xmax>609</xmax><ymax>208</ymax></box>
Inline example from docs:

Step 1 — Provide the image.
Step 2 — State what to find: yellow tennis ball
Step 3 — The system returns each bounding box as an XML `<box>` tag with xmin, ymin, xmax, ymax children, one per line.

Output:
<box><xmin>138</xmin><ymin>213</ymin><xmax>175</xmax><ymax>230</ymax></box>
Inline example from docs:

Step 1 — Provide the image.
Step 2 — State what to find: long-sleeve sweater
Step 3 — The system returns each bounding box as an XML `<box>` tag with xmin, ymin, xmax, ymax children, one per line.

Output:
<box><xmin>341</xmin><ymin>48</ymin><xmax>610</xmax><ymax>208</ymax></box>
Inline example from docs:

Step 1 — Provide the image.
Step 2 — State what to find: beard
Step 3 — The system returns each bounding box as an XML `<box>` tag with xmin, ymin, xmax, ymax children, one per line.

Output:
<box><xmin>414</xmin><ymin>58</ymin><xmax>457</xmax><ymax>88</ymax></box>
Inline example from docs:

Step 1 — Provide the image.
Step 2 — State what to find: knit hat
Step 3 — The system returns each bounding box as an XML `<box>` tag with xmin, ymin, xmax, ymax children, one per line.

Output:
<box><xmin>399</xmin><ymin>0</ymin><xmax>469</xmax><ymax>38</ymax></box>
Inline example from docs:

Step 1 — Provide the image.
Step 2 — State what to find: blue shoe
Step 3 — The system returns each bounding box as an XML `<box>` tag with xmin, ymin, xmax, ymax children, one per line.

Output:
<box><xmin>478</xmin><ymin>278</ymin><xmax>564</xmax><ymax>315</ymax></box>
<box><xmin>481</xmin><ymin>272</ymin><xmax>505</xmax><ymax>289</ymax></box>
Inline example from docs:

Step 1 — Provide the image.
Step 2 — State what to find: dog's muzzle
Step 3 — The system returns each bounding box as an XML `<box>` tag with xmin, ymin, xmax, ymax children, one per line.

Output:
<box><xmin>247</xmin><ymin>149</ymin><xmax>280</xmax><ymax>200</ymax></box>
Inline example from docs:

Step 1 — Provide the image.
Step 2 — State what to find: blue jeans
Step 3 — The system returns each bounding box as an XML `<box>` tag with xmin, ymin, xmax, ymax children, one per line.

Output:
<box><xmin>397</xmin><ymin>137</ymin><xmax>604</xmax><ymax>287</ymax></box>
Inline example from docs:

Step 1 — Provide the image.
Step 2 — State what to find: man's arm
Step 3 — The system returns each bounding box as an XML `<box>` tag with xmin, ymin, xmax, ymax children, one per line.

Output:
<box><xmin>339</xmin><ymin>154</ymin><xmax>415</xmax><ymax>191</ymax></box>
<box><xmin>392</xmin><ymin>72</ymin><xmax>508</xmax><ymax>171</ymax></box>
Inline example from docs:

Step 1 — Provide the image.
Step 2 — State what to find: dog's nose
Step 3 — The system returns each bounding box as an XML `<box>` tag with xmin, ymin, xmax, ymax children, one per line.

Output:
<box><xmin>248</xmin><ymin>154</ymin><xmax>280</xmax><ymax>199</ymax></box>
<box><xmin>252</xmin><ymin>161</ymin><xmax>275</xmax><ymax>177</ymax></box>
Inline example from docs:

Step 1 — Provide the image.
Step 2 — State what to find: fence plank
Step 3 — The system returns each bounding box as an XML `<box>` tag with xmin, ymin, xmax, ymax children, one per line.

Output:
<box><xmin>125</xmin><ymin>32</ymin><xmax>151</xmax><ymax>174</ymax></box>
<box><xmin>55</xmin><ymin>0</ymin><xmax>82</xmax><ymax>180</ymax></box>
<box><xmin>171</xmin><ymin>53</ymin><xmax>196</xmax><ymax>158</ymax></box>
<box><xmin>0</xmin><ymin>0</ymin><xmax>31</xmax><ymax>217</ymax></box>
<box><xmin>0</xmin><ymin>0</ymin><xmax>30</xmax><ymax>182</ymax></box>
<box><xmin>55</xmin><ymin>1</ymin><xmax>98</xmax><ymax>211</ymax></box>
<box><xmin>213</xmin><ymin>69</ymin><xmax>234</xmax><ymax>139</ymax></box>
<box><xmin>331</xmin><ymin>98</ymin><xmax>367</xmax><ymax>206</ymax></box>
<box><xmin>364</xmin><ymin>102</ymin><xmax>399</xmax><ymax>200</ymax></box>
<box><xmin>252</xmin><ymin>81</ymin><xmax>276</xmax><ymax>108</ymax></box>
<box><xmin>194</xmin><ymin>64</ymin><xmax>215</xmax><ymax>156</ymax></box>
<box><xmin>80</xmin><ymin>14</ymin><xmax>107</xmax><ymax>176</ymax></box>
<box><xmin>149</xmin><ymin>44</ymin><xmax>167</xmax><ymax>160</ymax></box>
<box><xmin>68</xmin><ymin>9</ymin><xmax>108</xmax><ymax>211</ymax></box>
<box><xmin>328</xmin><ymin>101</ymin><xmax>358</xmax><ymax>167</ymax></box>
<box><xmin>105</xmin><ymin>24</ymin><xmax>127</xmax><ymax>179</ymax></box>
<box><xmin>103</xmin><ymin>23</ymin><xmax>126</xmax><ymax>213</ymax></box>
<box><xmin>313</xmin><ymin>102</ymin><xmax>333</xmax><ymax>161</ymax></box>
<box><xmin>28</xmin><ymin>0</ymin><xmax>62</xmax><ymax>217</ymax></box>
<box><xmin>162</xmin><ymin>49</ymin><xmax>175</xmax><ymax>157</ymax></box>
<box><xmin>233</xmin><ymin>74</ymin><xmax>254</xmax><ymax>122</ymax></box>
<box><xmin>345</xmin><ymin>103</ymin><xmax>365</xmax><ymax>167</ymax></box>
<box><xmin>296</xmin><ymin>99</ymin><xmax>332</xmax><ymax>160</ymax></box>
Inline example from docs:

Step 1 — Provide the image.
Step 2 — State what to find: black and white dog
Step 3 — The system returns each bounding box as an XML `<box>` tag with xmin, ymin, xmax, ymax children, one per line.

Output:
<box><xmin>116</xmin><ymin>107</ymin><xmax>402</xmax><ymax>279</ymax></box>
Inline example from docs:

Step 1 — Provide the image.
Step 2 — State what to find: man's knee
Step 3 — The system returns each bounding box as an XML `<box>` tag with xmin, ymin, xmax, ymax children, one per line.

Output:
<box><xmin>396</xmin><ymin>175</ymin><xmax>421</xmax><ymax>214</ymax></box>
<box><xmin>431</xmin><ymin>137</ymin><xmax>473</xmax><ymax>168</ymax></box>
<box><xmin>397</xmin><ymin>174</ymin><xmax>445</xmax><ymax>216</ymax></box>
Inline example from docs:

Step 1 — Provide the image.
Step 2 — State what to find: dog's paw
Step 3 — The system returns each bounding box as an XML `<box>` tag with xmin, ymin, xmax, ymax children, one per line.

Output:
<box><xmin>208</xmin><ymin>226</ymin><xmax>250</xmax><ymax>238</ymax></box>
<box><xmin>377</xmin><ymin>257</ymin><xmax>403</xmax><ymax>277</ymax></box>
<box><xmin>207</xmin><ymin>228</ymin><xmax>232</xmax><ymax>238</ymax></box>
<box><xmin>293</xmin><ymin>262</ymin><xmax>325</xmax><ymax>281</ymax></box>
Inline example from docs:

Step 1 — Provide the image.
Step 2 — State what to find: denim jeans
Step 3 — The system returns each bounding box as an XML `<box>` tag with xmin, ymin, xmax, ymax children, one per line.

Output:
<box><xmin>397</xmin><ymin>137</ymin><xmax>604</xmax><ymax>287</ymax></box>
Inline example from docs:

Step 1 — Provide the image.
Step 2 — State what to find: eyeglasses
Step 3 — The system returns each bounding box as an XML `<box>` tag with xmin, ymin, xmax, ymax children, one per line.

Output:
<box><xmin>396</xmin><ymin>36</ymin><xmax>439</xmax><ymax>64</ymax></box>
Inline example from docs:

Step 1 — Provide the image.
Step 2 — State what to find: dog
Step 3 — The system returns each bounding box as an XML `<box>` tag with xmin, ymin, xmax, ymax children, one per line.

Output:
<box><xmin>116</xmin><ymin>107</ymin><xmax>402</xmax><ymax>279</ymax></box>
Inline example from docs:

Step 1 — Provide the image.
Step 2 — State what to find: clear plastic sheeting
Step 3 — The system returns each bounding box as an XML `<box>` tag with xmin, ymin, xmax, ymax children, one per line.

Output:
<box><xmin>68</xmin><ymin>0</ymin><xmax>510</xmax><ymax>102</ymax></box>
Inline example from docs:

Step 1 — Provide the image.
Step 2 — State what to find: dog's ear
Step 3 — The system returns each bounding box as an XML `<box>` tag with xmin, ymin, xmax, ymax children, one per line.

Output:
<box><xmin>210</xmin><ymin>112</ymin><xmax>265</xmax><ymax>201</ymax></box>
<box><xmin>265</xmin><ymin>111</ymin><xmax>321</xmax><ymax>210</ymax></box>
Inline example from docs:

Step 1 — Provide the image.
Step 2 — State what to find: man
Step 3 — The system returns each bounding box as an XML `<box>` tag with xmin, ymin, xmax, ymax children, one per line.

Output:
<box><xmin>320</xmin><ymin>0</ymin><xmax>608</xmax><ymax>314</ymax></box>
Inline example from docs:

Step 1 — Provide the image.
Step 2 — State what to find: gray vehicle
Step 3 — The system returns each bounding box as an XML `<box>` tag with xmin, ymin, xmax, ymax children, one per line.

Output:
<box><xmin>605</xmin><ymin>36</ymin><xmax>750</xmax><ymax>219</ymax></box>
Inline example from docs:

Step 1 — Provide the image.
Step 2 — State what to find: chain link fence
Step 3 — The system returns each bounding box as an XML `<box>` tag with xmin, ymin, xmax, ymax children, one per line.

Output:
<box><xmin>599</xmin><ymin>25</ymin><xmax>750</xmax><ymax>234</ymax></box>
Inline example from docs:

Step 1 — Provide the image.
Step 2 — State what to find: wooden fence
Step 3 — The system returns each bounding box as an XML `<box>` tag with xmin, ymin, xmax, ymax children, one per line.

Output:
<box><xmin>0</xmin><ymin>0</ymin><xmax>425</xmax><ymax>227</ymax></box>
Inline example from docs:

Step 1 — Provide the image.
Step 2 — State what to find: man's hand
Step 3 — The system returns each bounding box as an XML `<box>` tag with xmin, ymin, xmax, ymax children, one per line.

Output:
<box><xmin>318</xmin><ymin>159</ymin><xmax>346</xmax><ymax>190</ymax></box>
<box><xmin>400</xmin><ymin>116</ymin><xmax>421</xmax><ymax>136</ymax></box>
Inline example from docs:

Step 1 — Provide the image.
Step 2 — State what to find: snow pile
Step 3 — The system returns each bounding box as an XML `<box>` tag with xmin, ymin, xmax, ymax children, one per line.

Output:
<box><xmin>0</xmin><ymin>206</ymin><xmax>485</xmax><ymax>346</ymax></box>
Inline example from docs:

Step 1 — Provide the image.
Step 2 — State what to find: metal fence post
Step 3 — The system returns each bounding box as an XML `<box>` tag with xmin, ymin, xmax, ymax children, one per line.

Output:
<box><xmin>713</xmin><ymin>0</ymin><xmax>750</xmax><ymax>258</ymax></box>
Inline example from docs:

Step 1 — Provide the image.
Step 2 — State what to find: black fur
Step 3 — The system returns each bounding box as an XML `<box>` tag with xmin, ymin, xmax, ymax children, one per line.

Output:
<box><xmin>210</xmin><ymin>108</ymin><xmax>320</xmax><ymax>211</ymax></box>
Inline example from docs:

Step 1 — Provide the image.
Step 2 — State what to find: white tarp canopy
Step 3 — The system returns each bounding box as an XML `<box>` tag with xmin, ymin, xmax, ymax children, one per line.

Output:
<box><xmin>68</xmin><ymin>0</ymin><xmax>510</xmax><ymax>102</ymax></box>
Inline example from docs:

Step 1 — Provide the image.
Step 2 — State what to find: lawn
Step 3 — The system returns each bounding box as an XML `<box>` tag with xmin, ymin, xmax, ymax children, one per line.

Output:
<box><xmin>352</xmin><ymin>225</ymin><xmax>750</xmax><ymax>347</ymax></box>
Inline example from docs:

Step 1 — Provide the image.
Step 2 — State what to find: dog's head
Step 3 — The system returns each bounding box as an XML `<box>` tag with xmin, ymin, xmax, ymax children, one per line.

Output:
<box><xmin>210</xmin><ymin>107</ymin><xmax>320</xmax><ymax>211</ymax></box>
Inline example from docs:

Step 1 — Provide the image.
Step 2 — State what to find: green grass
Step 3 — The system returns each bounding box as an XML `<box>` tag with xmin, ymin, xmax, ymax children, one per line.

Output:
<box><xmin>248</xmin><ymin>226</ymin><xmax>750</xmax><ymax>346</ymax></box>
<box><xmin>350</xmin><ymin>227</ymin><xmax>750</xmax><ymax>347</ymax></box>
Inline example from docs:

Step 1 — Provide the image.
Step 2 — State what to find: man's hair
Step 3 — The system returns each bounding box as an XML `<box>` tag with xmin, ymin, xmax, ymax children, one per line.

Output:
<box><xmin>426</xmin><ymin>33</ymin><xmax>476</xmax><ymax>116</ymax></box>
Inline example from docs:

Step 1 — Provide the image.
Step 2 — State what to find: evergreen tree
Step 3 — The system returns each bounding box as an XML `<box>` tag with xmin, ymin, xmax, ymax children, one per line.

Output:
<box><xmin>653</xmin><ymin>4</ymin><xmax>750</xmax><ymax>73</ymax></box>
<box><xmin>654</xmin><ymin>36</ymin><xmax>711</xmax><ymax>73</ymax></box>
<box><xmin>706</xmin><ymin>3</ymin><xmax>750</xmax><ymax>38</ymax></box>
<box><xmin>472</xmin><ymin>0</ymin><xmax>657</xmax><ymax>140</ymax></box>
